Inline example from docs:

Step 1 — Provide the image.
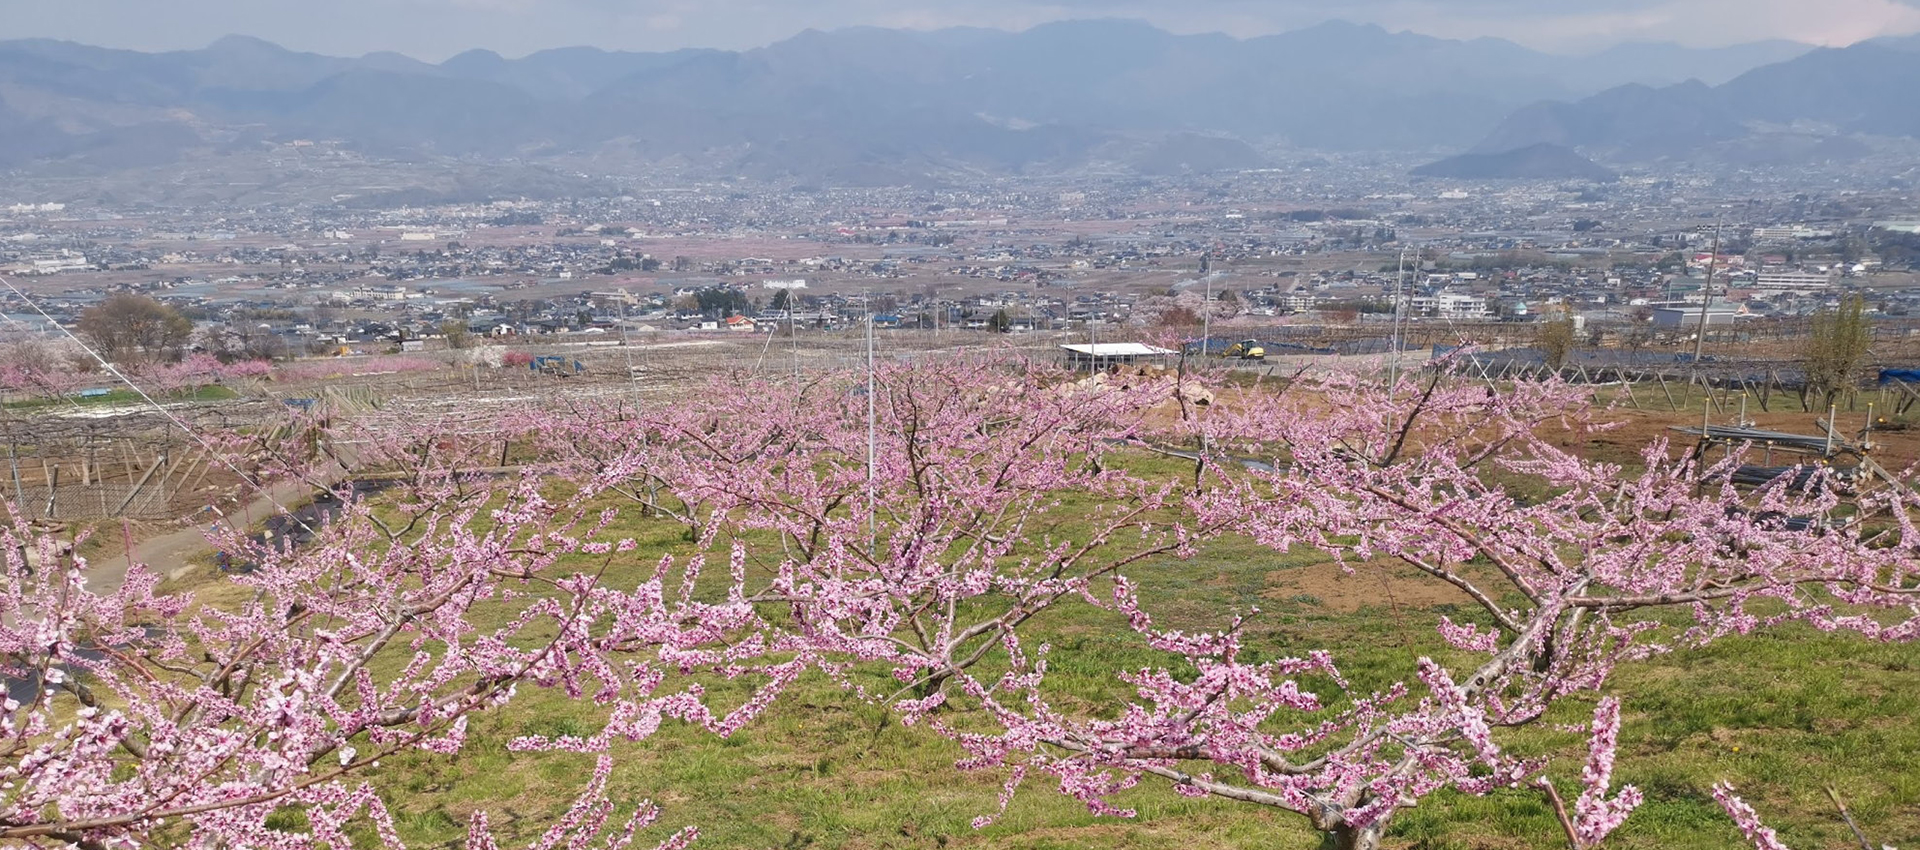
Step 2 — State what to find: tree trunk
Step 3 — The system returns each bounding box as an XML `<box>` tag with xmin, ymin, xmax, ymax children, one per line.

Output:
<box><xmin>1331</xmin><ymin>822</ymin><xmax>1387</xmax><ymax>850</ymax></box>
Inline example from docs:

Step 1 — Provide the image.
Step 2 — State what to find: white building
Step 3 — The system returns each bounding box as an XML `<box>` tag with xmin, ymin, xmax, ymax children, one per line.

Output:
<box><xmin>1752</xmin><ymin>270</ymin><xmax>1834</xmax><ymax>292</ymax></box>
<box><xmin>590</xmin><ymin>289</ymin><xmax>641</xmax><ymax>307</ymax></box>
<box><xmin>1407</xmin><ymin>292</ymin><xmax>1491</xmax><ymax>320</ymax></box>
<box><xmin>26</xmin><ymin>257</ymin><xmax>90</xmax><ymax>275</ymax></box>
<box><xmin>1277</xmin><ymin>292</ymin><xmax>1321</xmax><ymax>312</ymax></box>
<box><xmin>358</xmin><ymin>284</ymin><xmax>411</xmax><ymax>301</ymax></box>
<box><xmin>1436</xmin><ymin>292</ymin><xmax>1491</xmax><ymax>320</ymax></box>
<box><xmin>1751</xmin><ymin>226</ymin><xmax>1835</xmax><ymax>241</ymax></box>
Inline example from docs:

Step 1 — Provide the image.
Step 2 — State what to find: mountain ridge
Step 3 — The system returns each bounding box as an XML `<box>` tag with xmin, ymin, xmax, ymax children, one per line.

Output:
<box><xmin>0</xmin><ymin>22</ymin><xmax>1854</xmax><ymax>181</ymax></box>
<box><xmin>1470</xmin><ymin>40</ymin><xmax>1920</xmax><ymax>162</ymax></box>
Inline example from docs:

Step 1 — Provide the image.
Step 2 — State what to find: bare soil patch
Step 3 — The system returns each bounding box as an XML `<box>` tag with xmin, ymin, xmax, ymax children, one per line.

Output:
<box><xmin>1263</xmin><ymin>558</ymin><xmax>1475</xmax><ymax>614</ymax></box>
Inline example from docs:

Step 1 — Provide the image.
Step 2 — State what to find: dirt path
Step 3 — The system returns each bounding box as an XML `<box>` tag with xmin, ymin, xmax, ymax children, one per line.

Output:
<box><xmin>87</xmin><ymin>479</ymin><xmax>322</xmax><ymax>594</ymax></box>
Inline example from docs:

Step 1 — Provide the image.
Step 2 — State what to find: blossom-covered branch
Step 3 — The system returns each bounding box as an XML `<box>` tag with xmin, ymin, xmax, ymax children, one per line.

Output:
<box><xmin>0</xmin><ymin>458</ymin><xmax>793</xmax><ymax>848</ymax></box>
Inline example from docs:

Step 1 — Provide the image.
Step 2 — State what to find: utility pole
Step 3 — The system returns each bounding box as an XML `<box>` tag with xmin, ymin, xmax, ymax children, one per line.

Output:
<box><xmin>1692</xmin><ymin>224</ymin><xmax>1722</xmax><ymax>368</ymax></box>
<box><xmin>1202</xmin><ymin>263</ymin><xmax>1213</xmax><ymax>356</ymax></box>
<box><xmin>619</xmin><ymin>299</ymin><xmax>636</xmax><ymax>390</ymax></box>
<box><xmin>1389</xmin><ymin>246</ymin><xmax>1409</xmax><ymax>389</ymax></box>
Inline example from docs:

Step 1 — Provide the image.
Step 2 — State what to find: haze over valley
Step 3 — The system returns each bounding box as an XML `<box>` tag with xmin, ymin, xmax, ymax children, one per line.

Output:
<box><xmin>1</xmin><ymin>19</ymin><xmax>1907</xmax><ymax>188</ymax></box>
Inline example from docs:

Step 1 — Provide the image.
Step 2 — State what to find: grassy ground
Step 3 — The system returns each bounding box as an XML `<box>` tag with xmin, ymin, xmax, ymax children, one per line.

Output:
<box><xmin>159</xmin><ymin>472</ymin><xmax>1920</xmax><ymax>850</ymax></box>
<box><xmin>1</xmin><ymin>384</ymin><xmax>239</xmax><ymax>411</ymax></box>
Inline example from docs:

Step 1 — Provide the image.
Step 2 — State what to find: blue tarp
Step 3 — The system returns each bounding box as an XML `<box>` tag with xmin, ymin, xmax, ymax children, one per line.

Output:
<box><xmin>1880</xmin><ymin>369</ymin><xmax>1920</xmax><ymax>385</ymax></box>
<box><xmin>531</xmin><ymin>357</ymin><xmax>585</xmax><ymax>374</ymax></box>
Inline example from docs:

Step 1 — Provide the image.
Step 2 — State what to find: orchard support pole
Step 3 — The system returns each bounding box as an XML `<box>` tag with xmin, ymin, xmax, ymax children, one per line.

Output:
<box><xmin>116</xmin><ymin>453</ymin><xmax>167</xmax><ymax>517</ymax></box>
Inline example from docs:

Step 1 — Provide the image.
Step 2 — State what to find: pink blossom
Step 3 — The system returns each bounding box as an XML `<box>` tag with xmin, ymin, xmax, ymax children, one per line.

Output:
<box><xmin>1713</xmin><ymin>783</ymin><xmax>1794</xmax><ymax>850</ymax></box>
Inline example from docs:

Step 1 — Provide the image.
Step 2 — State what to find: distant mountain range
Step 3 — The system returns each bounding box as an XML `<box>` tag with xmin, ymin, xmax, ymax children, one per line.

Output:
<box><xmin>0</xmin><ymin>21</ymin><xmax>1873</xmax><ymax>183</ymax></box>
<box><xmin>1469</xmin><ymin>35</ymin><xmax>1920</xmax><ymax>165</ymax></box>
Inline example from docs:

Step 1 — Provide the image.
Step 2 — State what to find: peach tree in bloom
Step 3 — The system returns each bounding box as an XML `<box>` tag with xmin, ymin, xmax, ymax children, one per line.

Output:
<box><xmin>0</xmin><ymin>447</ymin><xmax>802</xmax><ymax>849</ymax></box>
<box><xmin>3</xmin><ymin>356</ymin><xmax>1912</xmax><ymax>850</ymax></box>
<box><xmin>532</xmin><ymin>360</ymin><xmax>1920</xmax><ymax>850</ymax></box>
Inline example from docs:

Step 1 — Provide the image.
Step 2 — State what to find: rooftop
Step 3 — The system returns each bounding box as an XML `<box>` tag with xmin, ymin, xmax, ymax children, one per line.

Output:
<box><xmin>1060</xmin><ymin>343</ymin><xmax>1177</xmax><ymax>357</ymax></box>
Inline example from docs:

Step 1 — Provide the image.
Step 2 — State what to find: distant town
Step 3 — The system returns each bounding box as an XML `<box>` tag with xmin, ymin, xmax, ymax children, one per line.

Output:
<box><xmin>4</xmin><ymin>159</ymin><xmax>1919</xmax><ymax>363</ymax></box>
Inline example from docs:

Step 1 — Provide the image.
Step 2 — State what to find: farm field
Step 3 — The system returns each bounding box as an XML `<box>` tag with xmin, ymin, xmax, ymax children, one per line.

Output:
<box><xmin>295</xmin><ymin>521</ymin><xmax>1920</xmax><ymax>850</ymax></box>
<box><xmin>9</xmin><ymin>339</ymin><xmax>1920</xmax><ymax>850</ymax></box>
<box><xmin>119</xmin><ymin>352</ymin><xmax>1919</xmax><ymax>850</ymax></box>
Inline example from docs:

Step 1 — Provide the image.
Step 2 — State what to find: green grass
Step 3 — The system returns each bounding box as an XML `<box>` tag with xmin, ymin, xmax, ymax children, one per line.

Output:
<box><xmin>159</xmin><ymin>454</ymin><xmax>1920</xmax><ymax>850</ymax></box>
<box><xmin>308</xmin><ymin>503</ymin><xmax>1920</xmax><ymax>850</ymax></box>
<box><xmin>2</xmin><ymin>384</ymin><xmax>239</xmax><ymax>411</ymax></box>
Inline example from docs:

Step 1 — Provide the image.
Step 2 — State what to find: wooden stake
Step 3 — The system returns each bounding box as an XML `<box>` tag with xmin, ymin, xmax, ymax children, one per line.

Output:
<box><xmin>117</xmin><ymin>454</ymin><xmax>167</xmax><ymax>516</ymax></box>
<box><xmin>1656</xmin><ymin>372</ymin><xmax>1679</xmax><ymax>411</ymax></box>
<box><xmin>183</xmin><ymin>452</ymin><xmax>217</xmax><ymax>498</ymax></box>
<box><xmin>1825</xmin><ymin>786</ymin><xmax>1875</xmax><ymax>850</ymax></box>
<box><xmin>1698</xmin><ymin>375</ymin><xmax>1723</xmax><ymax>416</ymax></box>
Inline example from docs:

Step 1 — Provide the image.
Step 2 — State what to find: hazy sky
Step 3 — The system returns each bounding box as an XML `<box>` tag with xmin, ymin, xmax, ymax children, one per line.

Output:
<box><xmin>3</xmin><ymin>0</ymin><xmax>1917</xmax><ymax>60</ymax></box>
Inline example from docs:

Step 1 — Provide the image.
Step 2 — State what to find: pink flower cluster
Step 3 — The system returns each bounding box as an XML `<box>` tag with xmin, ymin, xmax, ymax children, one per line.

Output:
<box><xmin>1566</xmin><ymin>697</ymin><xmax>1643</xmax><ymax>847</ymax></box>
<box><xmin>133</xmin><ymin>354</ymin><xmax>274</xmax><ymax>393</ymax></box>
<box><xmin>1713</xmin><ymin>783</ymin><xmax>1795</xmax><ymax>850</ymax></box>
<box><xmin>527</xmin><ymin>361</ymin><xmax>1917</xmax><ymax>848</ymax></box>
<box><xmin>0</xmin><ymin>458</ymin><xmax>791</xmax><ymax>849</ymax></box>
<box><xmin>3</xmin><ymin>358</ymin><xmax>1913</xmax><ymax>850</ymax></box>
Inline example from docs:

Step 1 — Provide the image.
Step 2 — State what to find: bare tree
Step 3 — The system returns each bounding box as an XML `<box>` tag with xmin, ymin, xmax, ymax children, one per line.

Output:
<box><xmin>440</xmin><ymin>319</ymin><xmax>473</xmax><ymax>350</ymax></box>
<box><xmin>76</xmin><ymin>294</ymin><xmax>193</xmax><ymax>364</ymax></box>
<box><xmin>1536</xmin><ymin>315</ymin><xmax>1578</xmax><ymax>371</ymax></box>
<box><xmin>1801</xmin><ymin>295</ymin><xmax>1871</xmax><ymax>410</ymax></box>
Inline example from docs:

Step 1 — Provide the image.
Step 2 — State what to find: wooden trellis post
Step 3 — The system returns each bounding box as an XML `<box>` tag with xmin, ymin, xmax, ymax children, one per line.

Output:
<box><xmin>1655</xmin><ymin>372</ymin><xmax>1679</xmax><ymax>411</ymax></box>
<box><xmin>117</xmin><ymin>454</ymin><xmax>167</xmax><ymax>517</ymax></box>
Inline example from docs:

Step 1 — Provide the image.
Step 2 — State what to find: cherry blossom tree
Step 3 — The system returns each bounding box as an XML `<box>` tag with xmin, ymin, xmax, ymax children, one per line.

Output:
<box><xmin>1541</xmin><ymin>698</ymin><xmax>1642</xmax><ymax>849</ymax></box>
<box><xmin>1713</xmin><ymin>785</ymin><xmax>1797</xmax><ymax>850</ymax></box>
<box><xmin>1712</xmin><ymin>782</ymin><xmax>1898</xmax><ymax>850</ymax></box>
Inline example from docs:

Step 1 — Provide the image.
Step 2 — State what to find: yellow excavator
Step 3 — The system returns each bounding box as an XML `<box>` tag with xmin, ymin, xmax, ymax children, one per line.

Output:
<box><xmin>1223</xmin><ymin>339</ymin><xmax>1266</xmax><ymax>361</ymax></box>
